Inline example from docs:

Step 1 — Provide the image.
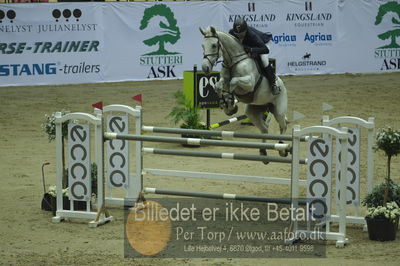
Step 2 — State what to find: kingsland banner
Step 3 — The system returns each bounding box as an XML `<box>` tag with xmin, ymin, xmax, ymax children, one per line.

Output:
<box><xmin>0</xmin><ymin>0</ymin><xmax>399</xmax><ymax>87</ymax></box>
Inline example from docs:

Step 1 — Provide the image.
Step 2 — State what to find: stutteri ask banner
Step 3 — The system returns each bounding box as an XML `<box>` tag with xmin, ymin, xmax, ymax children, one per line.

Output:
<box><xmin>0</xmin><ymin>0</ymin><xmax>399</xmax><ymax>87</ymax></box>
<box><xmin>101</xmin><ymin>2</ymin><xmax>222</xmax><ymax>82</ymax></box>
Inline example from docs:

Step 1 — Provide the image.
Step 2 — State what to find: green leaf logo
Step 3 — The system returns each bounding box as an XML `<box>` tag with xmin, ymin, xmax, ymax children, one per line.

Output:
<box><xmin>375</xmin><ymin>1</ymin><xmax>400</xmax><ymax>49</ymax></box>
<box><xmin>139</xmin><ymin>4</ymin><xmax>181</xmax><ymax>55</ymax></box>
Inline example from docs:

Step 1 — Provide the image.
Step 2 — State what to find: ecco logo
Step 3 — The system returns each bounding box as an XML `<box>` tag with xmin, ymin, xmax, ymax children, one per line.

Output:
<box><xmin>52</xmin><ymin>9</ymin><xmax>82</xmax><ymax>22</ymax></box>
<box><xmin>0</xmin><ymin>9</ymin><xmax>16</xmax><ymax>23</ymax></box>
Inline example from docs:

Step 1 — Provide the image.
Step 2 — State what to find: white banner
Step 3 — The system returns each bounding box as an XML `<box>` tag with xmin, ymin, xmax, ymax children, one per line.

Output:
<box><xmin>0</xmin><ymin>0</ymin><xmax>399</xmax><ymax>87</ymax></box>
<box><xmin>0</xmin><ymin>3</ymin><xmax>105</xmax><ymax>86</ymax></box>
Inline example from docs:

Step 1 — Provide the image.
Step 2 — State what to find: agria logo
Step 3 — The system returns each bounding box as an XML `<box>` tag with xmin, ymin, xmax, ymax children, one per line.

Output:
<box><xmin>374</xmin><ymin>1</ymin><xmax>400</xmax><ymax>70</ymax></box>
<box><xmin>139</xmin><ymin>4</ymin><xmax>182</xmax><ymax>78</ymax></box>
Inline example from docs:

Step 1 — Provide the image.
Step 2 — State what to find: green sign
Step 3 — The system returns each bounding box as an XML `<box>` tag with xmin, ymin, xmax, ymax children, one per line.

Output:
<box><xmin>183</xmin><ymin>70</ymin><xmax>220</xmax><ymax>109</ymax></box>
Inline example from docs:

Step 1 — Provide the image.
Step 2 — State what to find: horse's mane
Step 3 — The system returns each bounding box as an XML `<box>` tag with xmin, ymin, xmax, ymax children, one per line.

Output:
<box><xmin>215</xmin><ymin>29</ymin><xmax>243</xmax><ymax>47</ymax></box>
<box><xmin>203</xmin><ymin>26</ymin><xmax>242</xmax><ymax>46</ymax></box>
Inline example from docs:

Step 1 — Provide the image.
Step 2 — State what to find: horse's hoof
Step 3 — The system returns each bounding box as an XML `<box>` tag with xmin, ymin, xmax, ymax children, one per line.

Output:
<box><xmin>279</xmin><ymin>150</ymin><xmax>289</xmax><ymax>157</ymax></box>
<box><xmin>226</xmin><ymin>105</ymin><xmax>238</xmax><ymax>116</ymax></box>
<box><xmin>278</xmin><ymin>141</ymin><xmax>289</xmax><ymax>157</ymax></box>
<box><xmin>259</xmin><ymin>149</ymin><xmax>269</xmax><ymax>165</ymax></box>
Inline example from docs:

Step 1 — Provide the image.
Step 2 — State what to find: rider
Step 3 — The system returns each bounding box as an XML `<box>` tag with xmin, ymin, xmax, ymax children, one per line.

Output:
<box><xmin>229</xmin><ymin>17</ymin><xmax>280</xmax><ymax>95</ymax></box>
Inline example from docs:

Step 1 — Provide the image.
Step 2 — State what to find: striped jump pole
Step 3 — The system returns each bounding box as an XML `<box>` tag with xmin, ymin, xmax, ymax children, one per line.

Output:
<box><xmin>210</xmin><ymin>115</ymin><xmax>248</xmax><ymax>129</ymax></box>
<box><xmin>143</xmin><ymin>187</ymin><xmax>308</xmax><ymax>205</ymax></box>
<box><xmin>142</xmin><ymin>147</ymin><xmax>307</xmax><ymax>164</ymax></box>
<box><xmin>142</xmin><ymin>126</ymin><xmax>308</xmax><ymax>142</ymax></box>
<box><xmin>104</xmin><ymin>132</ymin><xmax>290</xmax><ymax>151</ymax></box>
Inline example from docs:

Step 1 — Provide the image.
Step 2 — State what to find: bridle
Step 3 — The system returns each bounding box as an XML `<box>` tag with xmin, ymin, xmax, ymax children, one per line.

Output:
<box><xmin>203</xmin><ymin>32</ymin><xmax>249</xmax><ymax>70</ymax></box>
<box><xmin>202</xmin><ymin>35</ymin><xmax>221</xmax><ymax>67</ymax></box>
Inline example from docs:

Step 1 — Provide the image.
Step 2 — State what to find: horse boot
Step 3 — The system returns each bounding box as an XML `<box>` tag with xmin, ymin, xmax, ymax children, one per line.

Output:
<box><xmin>264</xmin><ymin>64</ymin><xmax>280</xmax><ymax>95</ymax></box>
<box><xmin>220</xmin><ymin>92</ymin><xmax>238</xmax><ymax>116</ymax></box>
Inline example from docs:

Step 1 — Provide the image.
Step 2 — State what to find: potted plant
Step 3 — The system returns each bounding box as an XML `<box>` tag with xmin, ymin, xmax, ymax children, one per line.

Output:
<box><xmin>362</xmin><ymin>126</ymin><xmax>400</xmax><ymax>241</ymax></box>
<box><xmin>364</xmin><ymin>201</ymin><xmax>400</xmax><ymax>241</ymax></box>
<box><xmin>43</xmin><ymin>162</ymin><xmax>98</xmax><ymax>215</ymax></box>
<box><xmin>47</xmin><ymin>185</ymin><xmax>69</xmax><ymax>216</ymax></box>
<box><xmin>166</xmin><ymin>90</ymin><xmax>207</xmax><ymax>146</ymax></box>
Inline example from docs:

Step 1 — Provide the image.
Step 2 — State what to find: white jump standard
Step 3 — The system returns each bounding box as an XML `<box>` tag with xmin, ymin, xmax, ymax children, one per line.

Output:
<box><xmin>322</xmin><ymin>115</ymin><xmax>375</xmax><ymax>230</ymax></box>
<box><xmin>52</xmin><ymin>112</ymin><xmax>114</xmax><ymax>227</ymax></box>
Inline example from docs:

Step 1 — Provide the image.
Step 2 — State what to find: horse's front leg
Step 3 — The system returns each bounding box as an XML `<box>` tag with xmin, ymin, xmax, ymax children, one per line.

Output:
<box><xmin>215</xmin><ymin>78</ymin><xmax>228</xmax><ymax>98</ymax></box>
<box><xmin>229</xmin><ymin>74</ymin><xmax>254</xmax><ymax>95</ymax></box>
<box><xmin>217</xmin><ymin>67</ymin><xmax>238</xmax><ymax>116</ymax></box>
<box><xmin>217</xmin><ymin>66</ymin><xmax>230</xmax><ymax>94</ymax></box>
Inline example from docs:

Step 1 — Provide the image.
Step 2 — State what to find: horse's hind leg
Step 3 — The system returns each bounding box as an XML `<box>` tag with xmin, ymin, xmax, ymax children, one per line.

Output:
<box><xmin>273</xmin><ymin>111</ymin><xmax>289</xmax><ymax>157</ymax></box>
<box><xmin>245</xmin><ymin>105</ymin><xmax>270</xmax><ymax>164</ymax></box>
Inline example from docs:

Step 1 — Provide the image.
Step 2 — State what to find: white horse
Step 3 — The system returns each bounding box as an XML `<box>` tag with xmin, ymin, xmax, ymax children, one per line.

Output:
<box><xmin>200</xmin><ymin>26</ymin><xmax>289</xmax><ymax>161</ymax></box>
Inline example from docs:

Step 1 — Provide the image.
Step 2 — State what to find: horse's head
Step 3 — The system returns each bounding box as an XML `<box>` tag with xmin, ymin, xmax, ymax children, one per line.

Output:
<box><xmin>199</xmin><ymin>26</ymin><xmax>220</xmax><ymax>75</ymax></box>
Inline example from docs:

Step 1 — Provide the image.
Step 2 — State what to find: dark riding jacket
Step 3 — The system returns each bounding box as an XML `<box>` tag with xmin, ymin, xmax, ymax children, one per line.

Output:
<box><xmin>229</xmin><ymin>26</ymin><xmax>270</xmax><ymax>55</ymax></box>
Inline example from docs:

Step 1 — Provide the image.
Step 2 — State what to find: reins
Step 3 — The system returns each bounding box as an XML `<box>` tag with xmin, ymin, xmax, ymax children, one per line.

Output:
<box><xmin>203</xmin><ymin>32</ymin><xmax>249</xmax><ymax>69</ymax></box>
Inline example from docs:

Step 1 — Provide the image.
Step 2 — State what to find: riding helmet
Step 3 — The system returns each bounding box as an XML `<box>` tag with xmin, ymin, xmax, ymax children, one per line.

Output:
<box><xmin>233</xmin><ymin>17</ymin><xmax>248</xmax><ymax>34</ymax></box>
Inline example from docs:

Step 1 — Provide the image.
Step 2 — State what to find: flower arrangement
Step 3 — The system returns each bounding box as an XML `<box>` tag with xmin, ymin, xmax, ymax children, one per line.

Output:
<box><xmin>366</xmin><ymin>201</ymin><xmax>400</xmax><ymax>221</ymax></box>
<box><xmin>47</xmin><ymin>186</ymin><xmax>68</xmax><ymax>198</ymax></box>
<box><xmin>374</xmin><ymin>126</ymin><xmax>400</xmax><ymax>204</ymax></box>
<box><xmin>375</xmin><ymin>126</ymin><xmax>400</xmax><ymax>158</ymax></box>
<box><xmin>362</xmin><ymin>180</ymin><xmax>400</xmax><ymax>207</ymax></box>
<box><xmin>41</xmin><ymin>110</ymin><xmax>70</xmax><ymax>142</ymax></box>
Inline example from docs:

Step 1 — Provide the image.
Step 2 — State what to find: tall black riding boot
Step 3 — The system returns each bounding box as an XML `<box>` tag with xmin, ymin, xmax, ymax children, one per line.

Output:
<box><xmin>264</xmin><ymin>64</ymin><xmax>280</xmax><ymax>95</ymax></box>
